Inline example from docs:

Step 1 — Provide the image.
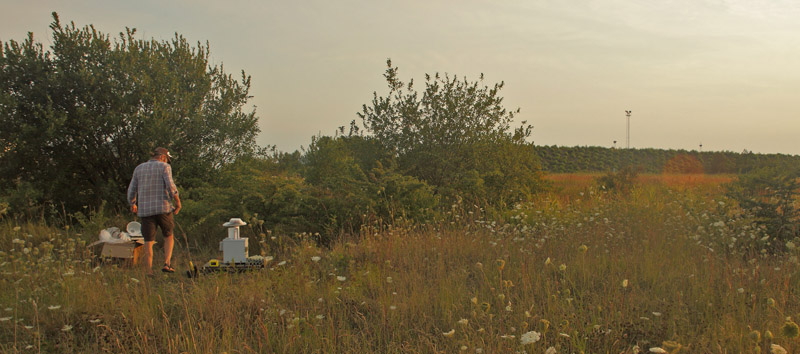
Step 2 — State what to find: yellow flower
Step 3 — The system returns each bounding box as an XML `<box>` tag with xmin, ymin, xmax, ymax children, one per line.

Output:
<box><xmin>544</xmin><ymin>257</ymin><xmax>552</xmax><ymax>266</ymax></box>
<box><xmin>496</xmin><ymin>259</ymin><xmax>506</xmax><ymax>271</ymax></box>
<box><xmin>540</xmin><ymin>319</ymin><xmax>550</xmax><ymax>332</ymax></box>
<box><xmin>765</xmin><ymin>330</ymin><xmax>774</xmax><ymax>340</ymax></box>
<box><xmin>480</xmin><ymin>302</ymin><xmax>491</xmax><ymax>312</ymax></box>
<box><xmin>559</xmin><ymin>264</ymin><xmax>567</xmax><ymax>271</ymax></box>
<box><xmin>471</xmin><ymin>297</ymin><xmax>478</xmax><ymax>305</ymax></box>
<box><xmin>662</xmin><ymin>340</ymin><xmax>682</xmax><ymax>351</ymax></box>
<box><xmin>622</xmin><ymin>279</ymin><xmax>629</xmax><ymax>288</ymax></box>
<box><xmin>458</xmin><ymin>318</ymin><xmax>468</xmax><ymax>326</ymax></box>
<box><xmin>578</xmin><ymin>244</ymin><xmax>588</xmax><ymax>253</ymax></box>
<box><xmin>767</xmin><ymin>298</ymin><xmax>776</xmax><ymax>306</ymax></box>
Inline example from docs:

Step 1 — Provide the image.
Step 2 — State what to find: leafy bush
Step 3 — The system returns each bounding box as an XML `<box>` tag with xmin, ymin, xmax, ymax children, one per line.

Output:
<box><xmin>358</xmin><ymin>60</ymin><xmax>545</xmax><ymax>205</ymax></box>
<box><xmin>302</xmin><ymin>135</ymin><xmax>437</xmax><ymax>241</ymax></box>
<box><xmin>726</xmin><ymin>166</ymin><xmax>800</xmax><ymax>250</ymax></box>
<box><xmin>596</xmin><ymin>166</ymin><xmax>640</xmax><ymax>194</ymax></box>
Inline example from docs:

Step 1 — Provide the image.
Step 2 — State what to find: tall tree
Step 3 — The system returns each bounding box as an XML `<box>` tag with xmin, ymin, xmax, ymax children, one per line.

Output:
<box><xmin>0</xmin><ymin>13</ymin><xmax>259</xmax><ymax>213</ymax></box>
<box><xmin>358</xmin><ymin>60</ymin><xmax>543</xmax><ymax>203</ymax></box>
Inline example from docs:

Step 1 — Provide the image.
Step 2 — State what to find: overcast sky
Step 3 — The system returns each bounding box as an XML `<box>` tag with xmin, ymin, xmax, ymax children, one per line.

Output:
<box><xmin>3</xmin><ymin>0</ymin><xmax>800</xmax><ymax>154</ymax></box>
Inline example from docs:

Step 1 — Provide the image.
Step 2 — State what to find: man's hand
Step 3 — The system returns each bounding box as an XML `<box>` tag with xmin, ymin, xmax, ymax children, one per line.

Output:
<box><xmin>173</xmin><ymin>197</ymin><xmax>181</xmax><ymax>215</ymax></box>
<box><xmin>131</xmin><ymin>204</ymin><xmax>138</xmax><ymax>214</ymax></box>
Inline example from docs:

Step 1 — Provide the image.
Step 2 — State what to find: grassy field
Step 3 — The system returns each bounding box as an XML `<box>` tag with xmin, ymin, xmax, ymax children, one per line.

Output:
<box><xmin>2</xmin><ymin>174</ymin><xmax>799</xmax><ymax>353</ymax></box>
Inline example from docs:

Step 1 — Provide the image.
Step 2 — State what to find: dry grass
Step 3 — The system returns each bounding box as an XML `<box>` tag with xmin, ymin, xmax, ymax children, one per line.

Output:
<box><xmin>1</xmin><ymin>174</ymin><xmax>798</xmax><ymax>353</ymax></box>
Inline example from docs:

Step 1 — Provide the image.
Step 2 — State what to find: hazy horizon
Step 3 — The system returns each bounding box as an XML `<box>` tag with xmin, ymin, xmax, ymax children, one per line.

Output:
<box><xmin>3</xmin><ymin>1</ymin><xmax>799</xmax><ymax>155</ymax></box>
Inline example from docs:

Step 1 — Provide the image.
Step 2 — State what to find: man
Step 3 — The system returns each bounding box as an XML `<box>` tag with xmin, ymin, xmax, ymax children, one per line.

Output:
<box><xmin>127</xmin><ymin>147</ymin><xmax>182</xmax><ymax>274</ymax></box>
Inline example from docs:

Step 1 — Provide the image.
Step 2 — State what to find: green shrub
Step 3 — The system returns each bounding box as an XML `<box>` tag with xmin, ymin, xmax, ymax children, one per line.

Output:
<box><xmin>597</xmin><ymin>166</ymin><xmax>640</xmax><ymax>194</ymax></box>
<box><xmin>726</xmin><ymin>166</ymin><xmax>800</xmax><ymax>250</ymax></box>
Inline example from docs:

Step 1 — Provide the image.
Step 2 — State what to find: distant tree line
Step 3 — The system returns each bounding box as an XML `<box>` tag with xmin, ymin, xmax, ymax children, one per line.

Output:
<box><xmin>535</xmin><ymin>145</ymin><xmax>800</xmax><ymax>174</ymax></box>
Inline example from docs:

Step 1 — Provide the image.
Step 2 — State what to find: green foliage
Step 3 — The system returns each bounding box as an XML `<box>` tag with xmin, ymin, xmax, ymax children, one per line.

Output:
<box><xmin>358</xmin><ymin>60</ymin><xmax>543</xmax><ymax>205</ymax></box>
<box><xmin>727</xmin><ymin>166</ymin><xmax>800</xmax><ymax>249</ymax></box>
<box><xmin>179</xmin><ymin>139</ymin><xmax>437</xmax><ymax>246</ymax></box>
<box><xmin>302</xmin><ymin>135</ymin><xmax>437</xmax><ymax>239</ymax></box>
<box><xmin>536</xmin><ymin>145</ymin><xmax>800</xmax><ymax>174</ymax></box>
<box><xmin>0</xmin><ymin>13</ymin><xmax>259</xmax><ymax>214</ymax></box>
<box><xmin>179</xmin><ymin>155</ymin><xmax>320</xmax><ymax>246</ymax></box>
<box><xmin>596</xmin><ymin>165</ymin><xmax>640</xmax><ymax>194</ymax></box>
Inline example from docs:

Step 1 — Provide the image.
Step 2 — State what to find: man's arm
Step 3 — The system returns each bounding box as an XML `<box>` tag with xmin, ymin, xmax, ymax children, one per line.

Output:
<box><xmin>164</xmin><ymin>164</ymin><xmax>181</xmax><ymax>215</ymax></box>
<box><xmin>173</xmin><ymin>195</ymin><xmax>181</xmax><ymax>215</ymax></box>
<box><xmin>127</xmin><ymin>170</ymin><xmax>138</xmax><ymax>214</ymax></box>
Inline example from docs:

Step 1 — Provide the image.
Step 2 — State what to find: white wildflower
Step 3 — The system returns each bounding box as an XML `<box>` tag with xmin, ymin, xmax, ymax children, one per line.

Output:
<box><xmin>520</xmin><ymin>330</ymin><xmax>541</xmax><ymax>345</ymax></box>
<box><xmin>545</xmin><ymin>347</ymin><xmax>557</xmax><ymax>354</ymax></box>
<box><xmin>61</xmin><ymin>324</ymin><xmax>73</xmax><ymax>332</ymax></box>
<box><xmin>771</xmin><ymin>344</ymin><xmax>788</xmax><ymax>354</ymax></box>
<box><xmin>48</xmin><ymin>305</ymin><xmax>61</xmax><ymax>310</ymax></box>
<box><xmin>336</xmin><ymin>276</ymin><xmax>346</xmax><ymax>281</ymax></box>
<box><xmin>311</xmin><ymin>256</ymin><xmax>321</xmax><ymax>262</ymax></box>
<box><xmin>649</xmin><ymin>348</ymin><xmax>667</xmax><ymax>353</ymax></box>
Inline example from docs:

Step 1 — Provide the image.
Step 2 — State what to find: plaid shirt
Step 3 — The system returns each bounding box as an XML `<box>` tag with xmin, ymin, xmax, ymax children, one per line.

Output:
<box><xmin>127</xmin><ymin>159</ymin><xmax>179</xmax><ymax>217</ymax></box>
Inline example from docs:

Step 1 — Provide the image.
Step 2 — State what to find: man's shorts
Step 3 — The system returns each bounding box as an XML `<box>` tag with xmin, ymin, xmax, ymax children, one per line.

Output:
<box><xmin>141</xmin><ymin>213</ymin><xmax>174</xmax><ymax>242</ymax></box>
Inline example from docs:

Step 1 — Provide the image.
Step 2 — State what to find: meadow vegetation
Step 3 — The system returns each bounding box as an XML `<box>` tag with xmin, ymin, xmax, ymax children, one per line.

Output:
<box><xmin>3</xmin><ymin>174</ymin><xmax>800</xmax><ymax>353</ymax></box>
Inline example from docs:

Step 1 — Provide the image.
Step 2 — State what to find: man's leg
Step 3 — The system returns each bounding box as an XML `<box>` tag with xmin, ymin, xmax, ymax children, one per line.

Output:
<box><xmin>160</xmin><ymin>213</ymin><xmax>176</xmax><ymax>269</ymax></box>
<box><xmin>163</xmin><ymin>235</ymin><xmax>174</xmax><ymax>266</ymax></box>
<box><xmin>143</xmin><ymin>241</ymin><xmax>154</xmax><ymax>273</ymax></box>
<box><xmin>140</xmin><ymin>216</ymin><xmax>157</xmax><ymax>274</ymax></box>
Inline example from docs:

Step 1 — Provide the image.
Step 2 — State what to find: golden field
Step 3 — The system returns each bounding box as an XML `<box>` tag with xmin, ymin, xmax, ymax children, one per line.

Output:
<box><xmin>2</xmin><ymin>174</ymin><xmax>799</xmax><ymax>353</ymax></box>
